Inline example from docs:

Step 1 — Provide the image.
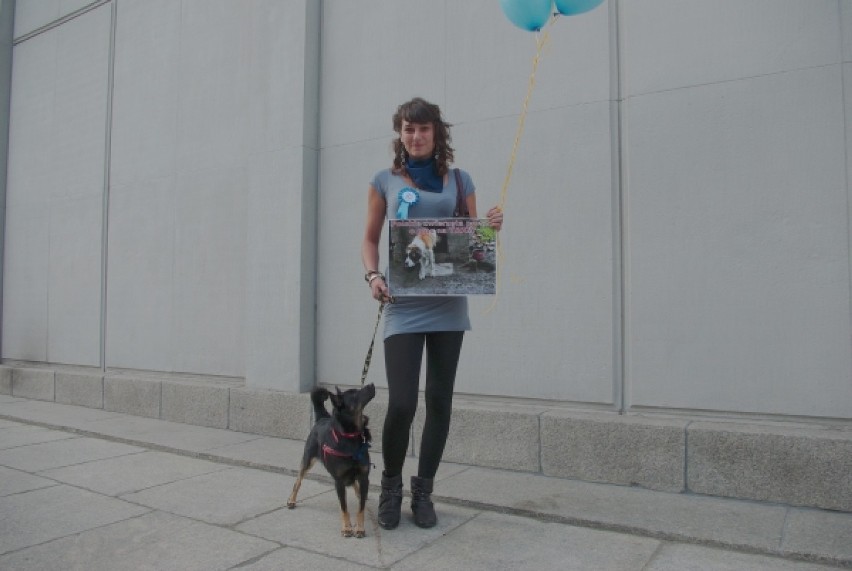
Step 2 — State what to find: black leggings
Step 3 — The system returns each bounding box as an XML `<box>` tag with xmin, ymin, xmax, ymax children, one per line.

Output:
<box><xmin>382</xmin><ymin>331</ymin><xmax>465</xmax><ymax>479</ymax></box>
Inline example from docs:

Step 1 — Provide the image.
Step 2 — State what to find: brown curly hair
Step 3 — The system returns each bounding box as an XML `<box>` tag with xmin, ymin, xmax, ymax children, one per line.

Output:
<box><xmin>391</xmin><ymin>97</ymin><xmax>455</xmax><ymax>178</ymax></box>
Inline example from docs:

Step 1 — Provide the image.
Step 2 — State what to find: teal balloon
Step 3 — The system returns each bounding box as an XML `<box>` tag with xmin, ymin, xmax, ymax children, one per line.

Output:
<box><xmin>554</xmin><ymin>0</ymin><xmax>605</xmax><ymax>16</ymax></box>
<box><xmin>499</xmin><ymin>0</ymin><xmax>553</xmax><ymax>31</ymax></box>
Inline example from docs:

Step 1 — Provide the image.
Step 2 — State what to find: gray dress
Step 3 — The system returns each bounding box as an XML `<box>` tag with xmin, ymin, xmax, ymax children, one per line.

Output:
<box><xmin>370</xmin><ymin>168</ymin><xmax>475</xmax><ymax>340</ymax></box>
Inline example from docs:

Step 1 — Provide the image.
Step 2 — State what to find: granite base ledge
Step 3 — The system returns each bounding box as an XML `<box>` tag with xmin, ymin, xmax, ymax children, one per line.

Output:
<box><xmin>55</xmin><ymin>372</ymin><xmax>104</xmax><ymax>409</ymax></box>
<box><xmin>162</xmin><ymin>381</ymin><xmax>229</xmax><ymax>429</ymax></box>
<box><xmin>687</xmin><ymin>421</ymin><xmax>852</xmax><ymax>512</ymax></box>
<box><xmin>0</xmin><ymin>366</ymin><xmax>11</xmax><ymax>395</ymax></box>
<box><xmin>11</xmin><ymin>368</ymin><xmax>55</xmax><ymax>401</ymax></box>
<box><xmin>418</xmin><ymin>400</ymin><xmax>545</xmax><ymax>472</ymax></box>
<box><xmin>104</xmin><ymin>375</ymin><xmax>161</xmax><ymax>419</ymax></box>
<box><xmin>541</xmin><ymin>410</ymin><xmax>687</xmax><ymax>493</ymax></box>
<box><xmin>229</xmin><ymin>387</ymin><xmax>311</xmax><ymax>440</ymax></box>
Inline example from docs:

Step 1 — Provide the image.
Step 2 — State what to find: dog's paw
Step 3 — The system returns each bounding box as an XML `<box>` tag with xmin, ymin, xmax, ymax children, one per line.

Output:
<box><xmin>286</xmin><ymin>501</ymin><xmax>296</xmax><ymax>509</ymax></box>
<box><xmin>341</xmin><ymin>528</ymin><xmax>353</xmax><ymax>538</ymax></box>
<box><xmin>355</xmin><ymin>530</ymin><xmax>366</xmax><ymax>539</ymax></box>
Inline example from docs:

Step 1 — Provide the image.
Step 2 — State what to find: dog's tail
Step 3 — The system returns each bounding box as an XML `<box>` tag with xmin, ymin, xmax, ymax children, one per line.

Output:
<box><xmin>310</xmin><ymin>388</ymin><xmax>331</xmax><ymax>421</ymax></box>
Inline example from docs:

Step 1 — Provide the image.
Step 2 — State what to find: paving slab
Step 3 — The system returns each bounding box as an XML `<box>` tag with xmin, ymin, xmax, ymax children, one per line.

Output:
<box><xmin>437</xmin><ymin>466</ymin><xmax>787</xmax><ymax>552</ymax></box>
<box><xmin>645</xmin><ymin>543</ymin><xmax>843</xmax><ymax>571</ymax></box>
<box><xmin>237</xmin><ymin>492</ymin><xmax>480</xmax><ymax>568</ymax></box>
<box><xmin>1</xmin><ymin>396</ymin><xmax>851</xmax><ymax>568</ymax></box>
<box><xmin>0</xmin><ymin>398</ymin><xmax>124</xmax><ymax>426</ymax></box>
<box><xmin>0</xmin><ymin>485</ymin><xmax>149</xmax><ymax>555</ymax></box>
<box><xmin>0</xmin><ymin>436</ymin><xmax>144</xmax><ymax>472</ymax></box>
<box><xmin>39</xmin><ymin>450</ymin><xmax>231</xmax><ymax>496</ymax></box>
<box><xmin>0</xmin><ymin>424</ymin><xmax>77</xmax><ymax>449</ymax></box>
<box><xmin>202</xmin><ymin>435</ymin><xmax>305</xmax><ymax>471</ymax></box>
<box><xmin>236</xmin><ymin>546</ymin><xmax>375</xmax><ymax>570</ymax></box>
<box><xmin>83</xmin><ymin>415</ymin><xmax>262</xmax><ymax>452</ymax></box>
<box><xmin>120</xmin><ymin>466</ymin><xmax>327</xmax><ymax>526</ymax></box>
<box><xmin>782</xmin><ymin>508</ymin><xmax>852</xmax><ymax>564</ymax></box>
<box><xmin>393</xmin><ymin>510</ymin><xmax>661</xmax><ymax>571</ymax></box>
<box><xmin>0</xmin><ymin>510</ymin><xmax>277</xmax><ymax>571</ymax></box>
<box><xmin>0</xmin><ymin>466</ymin><xmax>57</xmax><ymax>497</ymax></box>
<box><xmin>403</xmin><ymin>458</ymin><xmax>470</xmax><ymax>484</ymax></box>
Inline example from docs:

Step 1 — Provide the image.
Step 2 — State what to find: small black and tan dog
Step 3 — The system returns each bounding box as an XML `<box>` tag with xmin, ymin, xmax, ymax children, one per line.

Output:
<box><xmin>287</xmin><ymin>384</ymin><xmax>376</xmax><ymax>538</ymax></box>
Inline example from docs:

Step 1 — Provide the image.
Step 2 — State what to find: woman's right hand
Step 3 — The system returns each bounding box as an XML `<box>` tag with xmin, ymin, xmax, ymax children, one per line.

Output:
<box><xmin>369</xmin><ymin>274</ymin><xmax>391</xmax><ymax>303</ymax></box>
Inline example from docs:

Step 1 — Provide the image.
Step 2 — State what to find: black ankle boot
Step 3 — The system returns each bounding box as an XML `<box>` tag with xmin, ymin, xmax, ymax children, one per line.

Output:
<box><xmin>378</xmin><ymin>472</ymin><xmax>403</xmax><ymax>529</ymax></box>
<box><xmin>410</xmin><ymin>476</ymin><xmax>437</xmax><ymax>528</ymax></box>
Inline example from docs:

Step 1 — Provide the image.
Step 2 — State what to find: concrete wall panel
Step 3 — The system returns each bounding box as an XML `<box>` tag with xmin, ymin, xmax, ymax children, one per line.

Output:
<box><xmin>105</xmin><ymin>178</ymin><xmax>175</xmax><ymax>372</ymax></box>
<box><xmin>3</xmin><ymin>27</ymin><xmax>55</xmax><ymax>362</ymax></box>
<box><xmin>172</xmin><ymin>167</ymin><xmax>246</xmax><ymax>377</ymax></box>
<box><xmin>46</xmin><ymin>5</ymin><xmax>110</xmax><ymax>366</ymax></box>
<box><xmin>621</xmin><ymin>0</ymin><xmax>841</xmax><ymax>96</ymax></box>
<box><xmin>626</xmin><ymin>66</ymin><xmax>851</xmax><ymax>416</ymax></box>
<box><xmin>445</xmin><ymin>1</ymin><xmax>610</xmax><ymax>123</ymax></box>
<box><xmin>243</xmin><ymin>0</ymin><xmax>319</xmax><ymax>392</ymax></box>
<box><xmin>110</xmin><ymin>0</ymin><xmax>180</xmax><ymax>187</ymax></box>
<box><xmin>453</xmin><ymin>104</ymin><xmax>615</xmax><ymax>402</ymax></box>
<box><xmin>843</xmin><ymin>1</ymin><xmax>852</xmax><ymax>63</ymax></box>
<box><xmin>2</xmin><ymin>205</ymin><xmax>49</xmax><ymax>361</ymax></box>
<box><xmin>316</xmin><ymin>139</ymin><xmax>390</xmax><ymax>389</ymax></box>
<box><xmin>107</xmin><ymin>0</ymin><xmax>317</xmax><ymax>383</ymax></box>
<box><xmin>51</xmin><ymin>4</ymin><xmax>110</xmax><ymax>199</ymax></box>
<box><xmin>244</xmin><ymin>148</ymin><xmax>313</xmax><ymax>390</ymax></box>
<box><xmin>5</xmin><ymin>30</ymin><xmax>55</xmax><ymax>209</ymax></box>
<box><xmin>320</xmin><ymin>0</ymin><xmax>446</xmax><ymax>148</ymax></box>
<box><xmin>47</xmin><ymin>195</ymin><xmax>102</xmax><ymax>365</ymax></box>
<box><xmin>3</xmin><ymin>6</ymin><xmax>110</xmax><ymax>366</ymax></box>
<box><xmin>14</xmin><ymin>0</ymin><xmax>98</xmax><ymax>38</ymax></box>
<box><xmin>13</xmin><ymin>0</ymin><xmax>61</xmax><ymax>38</ymax></box>
<box><xmin>246</xmin><ymin>0</ymin><xmax>312</xmax><ymax>154</ymax></box>
<box><xmin>176</xmin><ymin>0</ymin><xmax>250</xmax><ymax>174</ymax></box>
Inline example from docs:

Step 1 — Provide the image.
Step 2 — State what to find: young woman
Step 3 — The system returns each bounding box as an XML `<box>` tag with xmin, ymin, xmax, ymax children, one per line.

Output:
<box><xmin>361</xmin><ymin>97</ymin><xmax>503</xmax><ymax>529</ymax></box>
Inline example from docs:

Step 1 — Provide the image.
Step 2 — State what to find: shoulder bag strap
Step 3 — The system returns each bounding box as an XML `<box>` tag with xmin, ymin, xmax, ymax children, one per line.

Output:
<box><xmin>453</xmin><ymin>168</ymin><xmax>469</xmax><ymax>218</ymax></box>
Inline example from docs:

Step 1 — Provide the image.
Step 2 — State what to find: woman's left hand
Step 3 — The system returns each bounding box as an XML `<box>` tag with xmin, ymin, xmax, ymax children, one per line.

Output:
<box><xmin>487</xmin><ymin>206</ymin><xmax>503</xmax><ymax>231</ymax></box>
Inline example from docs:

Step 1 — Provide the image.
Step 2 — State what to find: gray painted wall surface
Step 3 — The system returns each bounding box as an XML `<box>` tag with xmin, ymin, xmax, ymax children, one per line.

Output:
<box><xmin>0</xmin><ymin>0</ymin><xmax>16</xmax><ymax>359</ymax></box>
<box><xmin>2</xmin><ymin>0</ymin><xmax>851</xmax><ymax>419</ymax></box>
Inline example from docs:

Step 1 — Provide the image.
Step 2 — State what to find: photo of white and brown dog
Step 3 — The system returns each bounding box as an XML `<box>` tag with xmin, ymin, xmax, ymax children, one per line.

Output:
<box><xmin>404</xmin><ymin>229</ymin><xmax>439</xmax><ymax>280</ymax></box>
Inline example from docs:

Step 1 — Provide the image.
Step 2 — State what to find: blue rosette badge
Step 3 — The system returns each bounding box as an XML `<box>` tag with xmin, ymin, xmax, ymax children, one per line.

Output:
<box><xmin>396</xmin><ymin>187</ymin><xmax>420</xmax><ymax>219</ymax></box>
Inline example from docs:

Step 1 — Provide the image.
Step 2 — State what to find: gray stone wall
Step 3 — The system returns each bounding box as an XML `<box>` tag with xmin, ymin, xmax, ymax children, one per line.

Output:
<box><xmin>1</xmin><ymin>1</ymin><xmax>851</xmax><ymax>421</ymax></box>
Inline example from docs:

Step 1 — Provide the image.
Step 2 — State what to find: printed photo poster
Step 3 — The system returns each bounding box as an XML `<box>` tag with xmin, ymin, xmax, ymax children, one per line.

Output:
<box><xmin>387</xmin><ymin>218</ymin><xmax>497</xmax><ymax>296</ymax></box>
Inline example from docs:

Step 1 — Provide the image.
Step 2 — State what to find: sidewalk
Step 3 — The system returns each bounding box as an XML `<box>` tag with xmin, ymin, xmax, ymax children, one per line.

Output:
<box><xmin>1</xmin><ymin>394</ymin><xmax>850</xmax><ymax>570</ymax></box>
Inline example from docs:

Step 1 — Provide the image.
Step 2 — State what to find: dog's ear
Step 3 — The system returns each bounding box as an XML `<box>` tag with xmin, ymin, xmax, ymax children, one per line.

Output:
<box><xmin>329</xmin><ymin>386</ymin><xmax>343</xmax><ymax>409</ymax></box>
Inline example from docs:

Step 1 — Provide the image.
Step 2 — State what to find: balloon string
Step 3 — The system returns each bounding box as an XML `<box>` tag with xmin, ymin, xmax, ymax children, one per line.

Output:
<box><xmin>497</xmin><ymin>14</ymin><xmax>555</xmax><ymax>212</ymax></box>
<box><xmin>485</xmin><ymin>14</ymin><xmax>556</xmax><ymax>314</ymax></box>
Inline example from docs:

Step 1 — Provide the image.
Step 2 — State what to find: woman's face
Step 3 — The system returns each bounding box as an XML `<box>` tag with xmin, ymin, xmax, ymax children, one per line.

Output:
<box><xmin>400</xmin><ymin>120</ymin><xmax>435</xmax><ymax>160</ymax></box>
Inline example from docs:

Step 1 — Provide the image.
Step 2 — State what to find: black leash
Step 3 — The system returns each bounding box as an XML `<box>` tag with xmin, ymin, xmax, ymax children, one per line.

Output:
<box><xmin>359</xmin><ymin>299</ymin><xmax>392</xmax><ymax>386</ymax></box>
